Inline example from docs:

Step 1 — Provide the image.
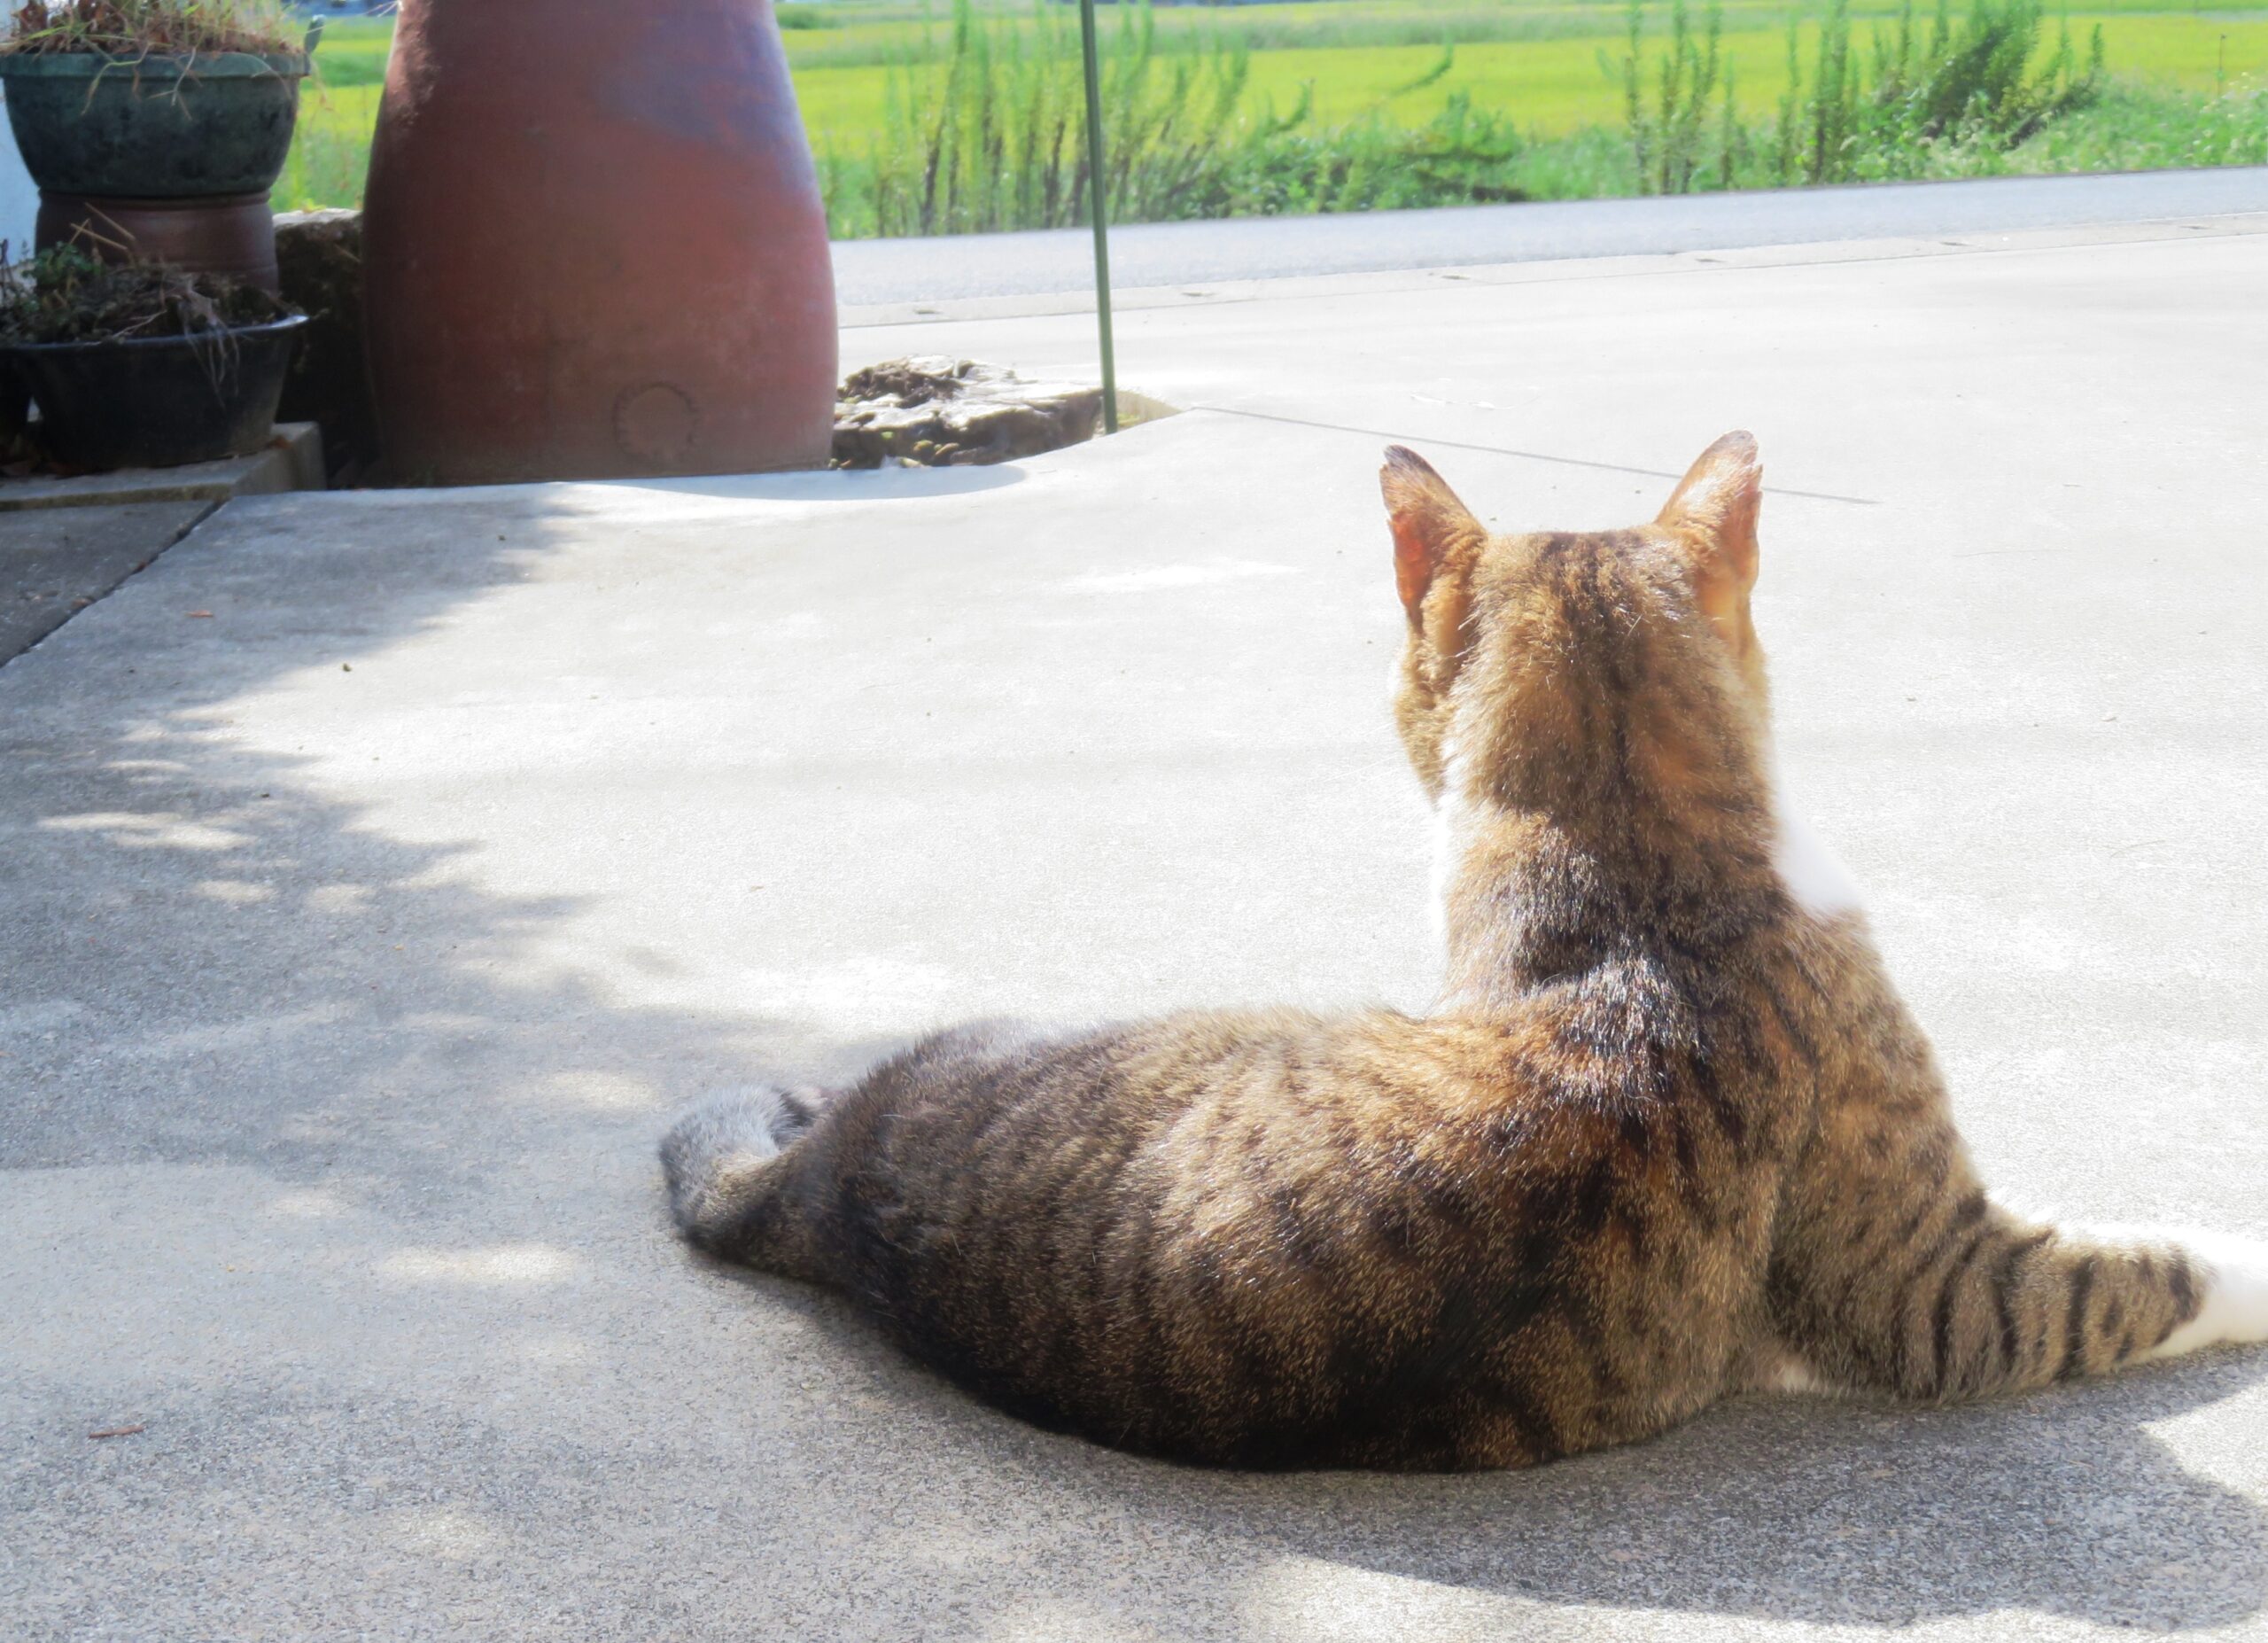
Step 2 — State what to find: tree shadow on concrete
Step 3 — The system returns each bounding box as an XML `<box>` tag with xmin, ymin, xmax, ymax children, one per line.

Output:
<box><xmin>0</xmin><ymin>476</ymin><xmax>967</xmax><ymax>1217</ymax></box>
<box><xmin>0</xmin><ymin>475</ymin><xmax>983</xmax><ymax>1638</ymax></box>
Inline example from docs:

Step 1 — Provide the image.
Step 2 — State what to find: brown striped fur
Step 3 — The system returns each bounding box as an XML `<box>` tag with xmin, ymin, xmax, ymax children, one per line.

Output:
<box><xmin>661</xmin><ymin>432</ymin><xmax>2268</xmax><ymax>1470</ymax></box>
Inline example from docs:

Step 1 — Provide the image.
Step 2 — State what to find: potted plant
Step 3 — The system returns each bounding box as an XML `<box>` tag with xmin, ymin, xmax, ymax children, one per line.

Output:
<box><xmin>0</xmin><ymin>1</ymin><xmax>315</xmax><ymax>288</ymax></box>
<box><xmin>0</xmin><ymin>246</ymin><xmax>305</xmax><ymax>470</ymax></box>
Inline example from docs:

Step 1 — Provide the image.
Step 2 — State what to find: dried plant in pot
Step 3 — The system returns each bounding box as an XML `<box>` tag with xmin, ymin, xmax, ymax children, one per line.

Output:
<box><xmin>0</xmin><ymin>1</ymin><xmax>315</xmax><ymax>289</ymax></box>
<box><xmin>0</xmin><ymin>1</ymin><xmax>312</xmax><ymax>193</ymax></box>
<box><xmin>0</xmin><ymin>246</ymin><xmax>305</xmax><ymax>470</ymax></box>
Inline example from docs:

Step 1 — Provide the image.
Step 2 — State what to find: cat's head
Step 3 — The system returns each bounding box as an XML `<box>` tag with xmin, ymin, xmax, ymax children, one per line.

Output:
<box><xmin>1379</xmin><ymin>432</ymin><xmax>1769</xmax><ymax>813</ymax></box>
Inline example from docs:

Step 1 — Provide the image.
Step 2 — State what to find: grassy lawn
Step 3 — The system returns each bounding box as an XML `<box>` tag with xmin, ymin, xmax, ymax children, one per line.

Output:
<box><xmin>280</xmin><ymin>2</ymin><xmax>2268</xmax><ymax>218</ymax></box>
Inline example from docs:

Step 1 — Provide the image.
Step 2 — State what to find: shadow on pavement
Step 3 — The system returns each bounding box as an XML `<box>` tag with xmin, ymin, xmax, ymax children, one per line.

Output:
<box><xmin>1157</xmin><ymin>1353</ymin><xmax>2268</xmax><ymax>1629</ymax></box>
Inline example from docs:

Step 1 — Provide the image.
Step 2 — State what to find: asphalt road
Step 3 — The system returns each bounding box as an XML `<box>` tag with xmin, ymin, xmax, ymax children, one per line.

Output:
<box><xmin>830</xmin><ymin>165</ymin><xmax>2268</xmax><ymax>303</ymax></box>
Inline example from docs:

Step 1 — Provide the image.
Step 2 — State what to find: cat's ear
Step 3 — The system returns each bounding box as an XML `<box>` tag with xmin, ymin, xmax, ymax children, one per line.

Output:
<box><xmin>1656</xmin><ymin>431</ymin><xmax>1763</xmax><ymax>635</ymax></box>
<box><xmin>1380</xmin><ymin>446</ymin><xmax>1484</xmax><ymax>629</ymax></box>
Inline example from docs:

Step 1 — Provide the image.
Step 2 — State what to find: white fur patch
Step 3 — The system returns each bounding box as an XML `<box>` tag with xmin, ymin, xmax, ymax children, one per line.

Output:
<box><xmin>1427</xmin><ymin>732</ymin><xmax>1472</xmax><ymax>952</ymax></box>
<box><xmin>2148</xmin><ymin>1231</ymin><xmax>2268</xmax><ymax>1360</ymax></box>
<box><xmin>1761</xmin><ymin>1353</ymin><xmax>1837</xmax><ymax>1396</ymax></box>
<box><xmin>1427</xmin><ymin>790</ymin><xmax>1463</xmax><ymax>950</ymax></box>
<box><xmin>1771</xmin><ymin>792</ymin><xmax>1865</xmax><ymax>920</ymax></box>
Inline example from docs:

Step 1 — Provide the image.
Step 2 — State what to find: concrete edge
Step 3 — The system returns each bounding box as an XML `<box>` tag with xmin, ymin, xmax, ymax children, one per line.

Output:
<box><xmin>837</xmin><ymin>210</ymin><xmax>2268</xmax><ymax>330</ymax></box>
<box><xmin>196</xmin><ymin>397</ymin><xmax>1199</xmax><ymax>517</ymax></box>
<box><xmin>0</xmin><ymin>423</ymin><xmax>325</xmax><ymax>513</ymax></box>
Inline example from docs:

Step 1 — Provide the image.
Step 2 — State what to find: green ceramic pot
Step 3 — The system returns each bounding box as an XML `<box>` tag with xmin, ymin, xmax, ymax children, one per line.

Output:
<box><xmin>0</xmin><ymin>51</ymin><xmax>309</xmax><ymax>199</ymax></box>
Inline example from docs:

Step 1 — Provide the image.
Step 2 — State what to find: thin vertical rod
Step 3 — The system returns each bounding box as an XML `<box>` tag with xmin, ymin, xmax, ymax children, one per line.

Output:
<box><xmin>1076</xmin><ymin>0</ymin><xmax>1119</xmax><ymax>434</ymax></box>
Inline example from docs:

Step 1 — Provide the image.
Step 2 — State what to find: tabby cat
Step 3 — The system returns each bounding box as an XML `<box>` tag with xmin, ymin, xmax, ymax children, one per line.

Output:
<box><xmin>661</xmin><ymin>432</ymin><xmax>2268</xmax><ymax>1470</ymax></box>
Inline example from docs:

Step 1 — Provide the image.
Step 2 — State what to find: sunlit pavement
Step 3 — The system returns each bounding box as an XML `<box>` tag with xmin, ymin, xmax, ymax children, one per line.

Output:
<box><xmin>6</xmin><ymin>211</ymin><xmax>2267</xmax><ymax>1639</ymax></box>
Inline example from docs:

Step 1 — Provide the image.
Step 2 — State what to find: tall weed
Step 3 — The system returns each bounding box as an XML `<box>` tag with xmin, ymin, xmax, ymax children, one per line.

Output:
<box><xmin>821</xmin><ymin>0</ymin><xmax>1529</xmax><ymax>237</ymax></box>
<box><xmin>835</xmin><ymin>0</ymin><xmax>1252</xmax><ymax>237</ymax></box>
<box><xmin>1617</xmin><ymin>0</ymin><xmax>1736</xmax><ymax>194</ymax></box>
<box><xmin>1621</xmin><ymin>0</ymin><xmax>2109</xmax><ymax>192</ymax></box>
<box><xmin>1780</xmin><ymin>0</ymin><xmax>2106</xmax><ymax>183</ymax></box>
<box><xmin>1214</xmin><ymin>90</ymin><xmax>1525</xmax><ymax>217</ymax></box>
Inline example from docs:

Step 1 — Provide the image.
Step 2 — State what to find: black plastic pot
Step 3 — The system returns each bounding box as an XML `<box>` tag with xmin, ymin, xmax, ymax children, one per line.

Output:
<box><xmin>0</xmin><ymin>355</ymin><xmax>27</xmax><ymax>445</ymax></box>
<box><xmin>0</xmin><ymin>51</ymin><xmax>308</xmax><ymax>199</ymax></box>
<box><xmin>4</xmin><ymin>314</ymin><xmax>306</xmax><ymax>471</ymax></box>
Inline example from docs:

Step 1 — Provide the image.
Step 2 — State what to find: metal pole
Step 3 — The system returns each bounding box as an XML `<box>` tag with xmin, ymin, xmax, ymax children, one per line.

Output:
<box><xmin>1076</xmin><ymin>0</ymin><xmax>1119</xmax><ymax>434</ymax></box>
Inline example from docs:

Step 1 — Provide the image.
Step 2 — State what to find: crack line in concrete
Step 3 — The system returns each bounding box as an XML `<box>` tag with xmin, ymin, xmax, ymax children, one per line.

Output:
<box><xmin>1185</xmin><ymin>407</ymin><xmax>1880</xmax><ymax>504</ymax></box>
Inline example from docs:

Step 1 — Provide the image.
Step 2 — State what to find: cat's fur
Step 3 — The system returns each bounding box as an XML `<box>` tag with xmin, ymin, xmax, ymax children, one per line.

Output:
<box><xmin>661</xmin><ymin>432</ymin><xmax>2268</xmax><ymax>1470</ymax></box>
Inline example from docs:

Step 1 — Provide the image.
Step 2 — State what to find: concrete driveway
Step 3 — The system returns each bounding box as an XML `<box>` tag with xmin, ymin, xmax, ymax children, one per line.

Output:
<box><xmin>5</xmin><ymin>214</ymin><xmax>2267</xmax><ymax>1640</ymax></box>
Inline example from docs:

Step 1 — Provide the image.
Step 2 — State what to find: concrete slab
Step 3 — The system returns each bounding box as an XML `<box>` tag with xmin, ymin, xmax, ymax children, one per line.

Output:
<box><xmin>0</xmin><ymin>498</ymin><xmax>211</xmax><ymax>664</ymax></box>
<box><xmin>4</xmin><ymin>222</ymin><xmax>2266</xmax><ymax>1641</ymax></box>
<box><xmin>0</xmin><ymin>422</ymin><xmax>325</xmax><ymax>514</ymax></box>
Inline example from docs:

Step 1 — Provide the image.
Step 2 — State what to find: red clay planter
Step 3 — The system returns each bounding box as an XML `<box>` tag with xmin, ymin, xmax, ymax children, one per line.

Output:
<box><xmin>361</xmin><ymin>0</ymin><xmax>839</xmax><ymax>484</ymax></box>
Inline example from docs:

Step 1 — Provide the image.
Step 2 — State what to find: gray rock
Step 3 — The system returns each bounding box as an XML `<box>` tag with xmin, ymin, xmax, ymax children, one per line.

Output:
<box><xmin>833</xmin><ymin>355</ymin><xmax>1102</xmax><ymax>468</ymax></box>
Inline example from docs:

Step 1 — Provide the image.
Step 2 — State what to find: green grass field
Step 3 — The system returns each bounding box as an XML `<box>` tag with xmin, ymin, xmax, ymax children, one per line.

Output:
<box><xmin>279</xmin><ymin>2</ymin><xmax>2268</xmax><ymax>220</ymax></box>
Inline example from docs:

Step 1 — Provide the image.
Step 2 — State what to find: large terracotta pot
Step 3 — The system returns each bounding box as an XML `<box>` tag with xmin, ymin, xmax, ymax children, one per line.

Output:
<box><xmin>361</xmin><ymin>0</ymin><xmax>838</xmax><ymax>484</ymax></box>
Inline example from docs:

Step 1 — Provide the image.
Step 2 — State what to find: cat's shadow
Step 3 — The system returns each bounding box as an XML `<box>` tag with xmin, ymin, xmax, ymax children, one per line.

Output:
<box><xmin>1163</xmin><ymin>1354</ymin><xmax>2268</xmax><ymax>1630</ymax></box>
<box><xmin>748</xmin><ymin>1265</ymin><xmax>2268</xmax><ymax>1630</ymax></box>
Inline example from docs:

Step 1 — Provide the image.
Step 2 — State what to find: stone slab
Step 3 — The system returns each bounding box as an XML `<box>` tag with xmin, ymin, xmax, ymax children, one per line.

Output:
<box><xmin>0</xmin><ymin>422</ymin><xmax>325</xmax><ymax>514</ymax></box>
